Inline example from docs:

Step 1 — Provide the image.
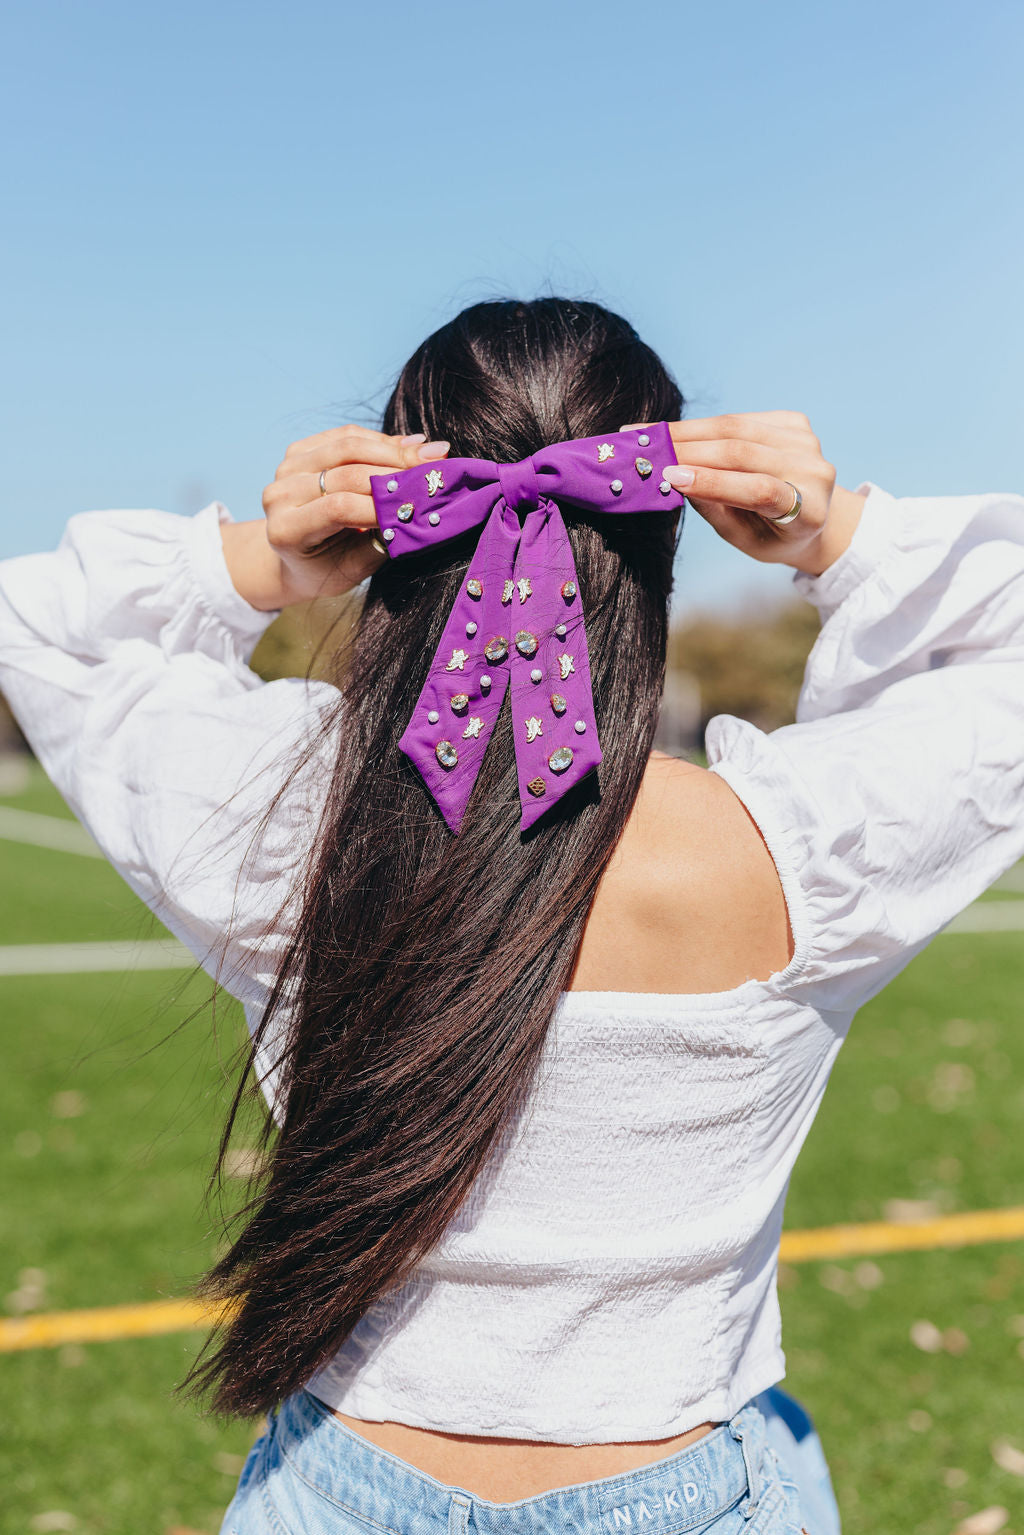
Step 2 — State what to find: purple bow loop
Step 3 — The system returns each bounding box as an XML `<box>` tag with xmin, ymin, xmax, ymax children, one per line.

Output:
<box><xmin>370</xmin><ymin>423</ymin><xmax>683</xmax><ymax>833</ymax></box>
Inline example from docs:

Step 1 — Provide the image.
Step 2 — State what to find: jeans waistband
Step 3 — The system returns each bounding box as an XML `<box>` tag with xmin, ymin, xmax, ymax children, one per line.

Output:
<box><xmin>270</xmin><ymin>1389</ymin><xmax>769</xmax><ymax>1534</ymax></box>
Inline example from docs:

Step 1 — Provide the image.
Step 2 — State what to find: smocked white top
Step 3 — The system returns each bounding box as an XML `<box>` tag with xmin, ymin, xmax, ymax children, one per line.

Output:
<box><xmin>2</xmin><ymin>482</ymin><xmax>1023</xmax><ymax>1443</ymax></box>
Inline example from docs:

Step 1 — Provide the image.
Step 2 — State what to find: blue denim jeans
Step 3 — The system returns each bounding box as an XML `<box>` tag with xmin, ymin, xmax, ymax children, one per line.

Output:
<box><xmin>220</xmin><ymin>1386</ymin><xmax>841</xmax><ymax>1534</ymax></box>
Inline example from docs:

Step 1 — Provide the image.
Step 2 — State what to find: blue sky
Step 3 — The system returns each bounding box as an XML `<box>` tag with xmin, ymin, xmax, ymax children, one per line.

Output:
<box><xmin>2</xmin><ymin>0</ymin><xmax>1021</xmax><ymax>614</ymax></box>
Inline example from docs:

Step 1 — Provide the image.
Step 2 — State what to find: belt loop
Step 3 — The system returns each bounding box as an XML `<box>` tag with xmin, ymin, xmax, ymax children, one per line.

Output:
<box><xmin>729</xmin><ymin>1415</ymin><xmax>761</xmax><ymax>1518</ymax></box>
<box><xmin>448</xmin><ymin>1492</ymin><xmax>471</xmax><ymax>1535</ymax></box>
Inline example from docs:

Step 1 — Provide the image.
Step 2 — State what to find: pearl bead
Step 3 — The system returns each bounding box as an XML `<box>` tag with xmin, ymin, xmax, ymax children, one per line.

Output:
<box><xmin>386</xmin><ymin>479</ymin><xmax>398</xmax><ymax>493</ymax></box>
<box><xmin>382</xmin><ymin>527</ymin><xmax>395</xmax><ymax>542</ymax></box>
<box><xmin>480</xmin><ymin>674</ymin><xmax>492</xmax><ymax>689</ymax></box>
<box><xmin>610</xmin><ymin>479</ymin><xmax>623</xmax><ymax>494</ymax></box>
<box><xmin>574</xmin><ymin>719</ymin><xmax>587</xmax><ymax>734</ymax></box>
<box><xmin>466</xmin><ymin>621</ymin><xmax>478</xmax><ymax>636</ymax></box>
<box><xmin>555</xmin><ymin>624</ymin><xmax>566</xmax><ymax>639</ymax></box>
<box><xmin>428</xmin><ymin>511</ymin><xmax>440</xmax><ymax>526</ymax></box>
<box><xmin>638</xmin><ymin>434</ymin><xmax>650</xmax><ymax>447</ymax></box>
<box><xmin>659</xmin><ymin>481</ymin><xmax>672</xmax><ymax>495</ymax></box>
<box><xmin>427</xmin><ymin>709</ymin><xmax>439</xmax><ymax>724</ymax></box>
<box><xmin>530</xmin><ymin>668</ymin><xmax>542</xmax><ymax>683</ymax></box>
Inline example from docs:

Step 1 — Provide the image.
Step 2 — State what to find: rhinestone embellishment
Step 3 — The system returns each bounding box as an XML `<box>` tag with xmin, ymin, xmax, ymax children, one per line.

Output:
<box><xmin>527</xmin><ymin>777</ymin><xmax>546</xmax><ymax>797</ymax></box>
<box><xmin>484</xmin><ymin>636</ymin><xmax>508</xmax><ymax>664</ymax></box>
<box><xmin>548</xmin><ymin>746</ymin><xmax>574</xmax><ymax>774</ymax></box>
<box><xmin>635</xmin><ymin>457</ymin><xmax>653</xmax><ymax>479</ymax></box>
<box><xmin>450</xmin><ymin>694</ymin><xmax>469</xmax><ymax>714</ymax></box>
<box><xmin>435</xmin><ymin>740</ymin><xmax>458</xmax><ymax>769</ymax></box>
<box><xmin>597</xmin><ymin>443</ymin><xmax>615</xmax><ymax>462</ymax></box>
<box><xmin>550</xmin><ymin>693</ymin><xmax>567</xmax><ymax>715</ymax></box>
<box><xmin>397</xmin><ymin>502</ymin><xmax>414</xmax><ymax>522</ymax></box>
<box><xmin>560</xmin><ymin>580</ymin><xmax>577</xmax><ymax>601</ymax></box>
<box><xmin>525</xmin><ymin>716</ymin><xmax>543</xmax><ymax>743</ymax></box>
<box><xmin>467</xmin><ymin>578</ymin><xmax>483</xmax><ymax>599</ymax></box>
<box><xmin>425</xmin><ymin>468</ymin><xmax>445</xmax><ymax>497</ymax></box>
<box><xmin>515</xmin><ymin>631</ymin><xmax>538</xmax><ymax>658</ymax></box>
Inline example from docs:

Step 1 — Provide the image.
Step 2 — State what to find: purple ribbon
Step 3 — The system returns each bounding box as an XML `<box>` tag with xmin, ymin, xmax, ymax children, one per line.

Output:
<box><xmin>370</xmin><ymin>423</ymin><xmax>684</xmax><ymax>832</ymax></box>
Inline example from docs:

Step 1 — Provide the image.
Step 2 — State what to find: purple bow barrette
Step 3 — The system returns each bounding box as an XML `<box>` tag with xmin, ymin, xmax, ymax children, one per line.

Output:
<box><xmin>370</xmin><ymin>422</ymin><xmax>684</xmax><ymax>832</ymax></box>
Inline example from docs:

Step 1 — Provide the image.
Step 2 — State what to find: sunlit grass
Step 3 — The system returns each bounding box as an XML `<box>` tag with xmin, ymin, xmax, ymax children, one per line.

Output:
<box><xmin>1</xmin><ymin>766</ymin><xmax>1022</xmax><ymax>1534</ymax></box>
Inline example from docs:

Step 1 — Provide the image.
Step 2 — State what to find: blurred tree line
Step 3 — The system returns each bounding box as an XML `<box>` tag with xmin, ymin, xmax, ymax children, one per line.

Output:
<box><xmin>245</xmin><ymin>591</ymin><xmax>822</xmax><ymax>744</ymax></box>
<box><xmin>0</xmin><ymin>592</ymin><xmax>821</xmax><ymax>764</ymax></box>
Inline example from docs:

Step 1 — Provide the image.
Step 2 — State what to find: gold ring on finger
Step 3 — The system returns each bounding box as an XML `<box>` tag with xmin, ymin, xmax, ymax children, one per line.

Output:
<box><xmin>764</xmin><ymin>481</ymin><xmax>802</xmax><ymax>525</ymax></box>
<box><xmin>318</xmin><ymin>469</ymin><xmax>329</xmax><ymax>497</ymax></box>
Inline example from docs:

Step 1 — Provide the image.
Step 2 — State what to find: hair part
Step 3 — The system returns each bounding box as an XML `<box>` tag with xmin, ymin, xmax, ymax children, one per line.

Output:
<box><xmin>180</xmin><ymin>298</ymin><xmax>684</xmax><ymax>1417</ymax></box>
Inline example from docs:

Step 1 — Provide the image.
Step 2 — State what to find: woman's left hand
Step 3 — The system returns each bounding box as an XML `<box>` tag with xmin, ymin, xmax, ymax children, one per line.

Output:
<box><xmin>221</xmin><ymin>426</ymin><xmax>449</xmax><ymax>610</ymax></box>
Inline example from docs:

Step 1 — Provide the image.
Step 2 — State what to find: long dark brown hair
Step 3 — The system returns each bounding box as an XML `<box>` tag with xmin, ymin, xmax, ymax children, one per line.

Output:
<box><xmin>181</xmin><ymin>298</ymin><xmax>685</xmax><ymax>1418</ymax></box>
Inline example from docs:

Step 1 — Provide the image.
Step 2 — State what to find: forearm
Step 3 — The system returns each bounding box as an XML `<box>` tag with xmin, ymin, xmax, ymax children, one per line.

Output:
<box><xmin>219</xmin><ymin>520</ymin><xmax>291</xmax><ymax>611</ymax></box>
<box><xmin>788</xmin><ymin>485</ymin><xmax>868</xmax><ymax>577</ymax></box>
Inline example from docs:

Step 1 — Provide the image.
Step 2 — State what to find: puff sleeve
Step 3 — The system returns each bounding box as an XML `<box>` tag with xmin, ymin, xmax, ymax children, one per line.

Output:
<box><xmin>0</xmin><ymin>503</ymin><xmax>338</xmax><ymax>1022</ymax></box>
<box><xmin>706</xmin><ymin>482</ymin><xmax>1024</xmax><ymax>1017</ymax></box>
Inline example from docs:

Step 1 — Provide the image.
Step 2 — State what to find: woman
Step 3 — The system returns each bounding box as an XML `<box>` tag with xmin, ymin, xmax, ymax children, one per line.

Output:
<box><xmin>2</xmin><ymin>299</ymin><xmax>1022</xmax><ymax>1534</ymax></box>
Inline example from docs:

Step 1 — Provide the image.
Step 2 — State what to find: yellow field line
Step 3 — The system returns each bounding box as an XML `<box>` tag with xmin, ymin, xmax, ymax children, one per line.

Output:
<box><xmin>3</xmin><ymin>1207</ymin><xmax>1024</xmax><ymax>1354</ymax></box>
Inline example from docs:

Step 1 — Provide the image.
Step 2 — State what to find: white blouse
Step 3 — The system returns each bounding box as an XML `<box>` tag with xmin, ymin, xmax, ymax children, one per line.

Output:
<box><xmin>1</xmin><ymin>481</ymin><xmax>1023</xmax><ymax>1443</ymax></box>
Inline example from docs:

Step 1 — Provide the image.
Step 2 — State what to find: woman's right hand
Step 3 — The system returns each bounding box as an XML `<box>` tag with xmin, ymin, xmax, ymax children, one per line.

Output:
<box><xmin>221</xmin><ymin>426</ymin><xmax>450</xmax><ymax>610</ymax></box>
<box><xmin>655</xmin><ymin>410</ymin><xmax>864</xmax><ymax>577</ymax></box>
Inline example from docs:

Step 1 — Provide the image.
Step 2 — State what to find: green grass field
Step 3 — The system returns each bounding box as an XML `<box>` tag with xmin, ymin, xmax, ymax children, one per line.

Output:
<box><xmin>2</xmin><ymin>764</ymin><xmax>1022</xmax><ymax>1535</ymax></box>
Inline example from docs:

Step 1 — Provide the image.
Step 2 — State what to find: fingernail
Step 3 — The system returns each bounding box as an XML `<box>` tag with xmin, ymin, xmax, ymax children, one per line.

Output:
<box><xmin>662</xmin><ymin>465</ymin><xmax>695</xmax><ymax>488</ymax></box>
<box><xmin>417</xmin><ymin>440</ymin><xmax>450</xmax><ymax>461</ymax></box>
<box><xmin>400</xmin><ymin>432</ymin><xmax>427</xmax><ymax>446</ymax></box>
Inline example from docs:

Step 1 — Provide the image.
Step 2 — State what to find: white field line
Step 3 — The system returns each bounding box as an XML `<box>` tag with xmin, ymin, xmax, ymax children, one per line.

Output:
<box><xmin>0</xmin><ymin>807</ymin><xmax>102</xmax><ymax>857</ymax></box>
<box><xmin>0</xmin><ymin>940</ymin><xmax>194</xmax><ymax>976</ymax></box>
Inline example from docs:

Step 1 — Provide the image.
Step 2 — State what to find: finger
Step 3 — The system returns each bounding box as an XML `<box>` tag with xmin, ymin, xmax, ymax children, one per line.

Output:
<box><xmin>656</xmin><ymin>440</ymin><xmax>823</xmax><ymax>478</ymax></box>
<box><xmin>266</xmin><ymin>492</ymin><xmax>379</xmax><ymax>553</ymax></box>
<box><xmin>281</xmin><ymin>425</ymin><xmax>414</xmax><ymax>477</ymax></box>
<box><xmin>662</xmin><ymin>467</ymin><xmax>817</xmax><ymax>528</ymax></box>
<box><xmin>667</xmin><ymin>414</ymin><xmax>817</xmax><ymax>452</ymax></box>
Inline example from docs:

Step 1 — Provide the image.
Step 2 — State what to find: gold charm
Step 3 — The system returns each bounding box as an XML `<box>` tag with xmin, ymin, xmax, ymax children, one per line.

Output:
<box><xmin>462</xmin><ymin>716</ymin><xmax>483</xmax><ymax>739</ymax></box>
<box><xmin>502</xmin><ymin>578</ymin><xmax>515</xmax><ymax>605</ymax></box>
<box><xmin>597</xmin><ymin>443</ymin><xmax>615</xmax><ymax>463</ymax></box>
<box><xmin>527</xmin><ymin>776</ymin><xmax>546</xmax><ymax>797</ymax></box>
<box><xmin>517</xmin><ymin>576</ymin><xmax>532</xmax><ymax>603</ymax></box>
<box><xmin>446</xmin><ymin>649</ymin><xmax>469</xmax><ymax>671</ymax></box>
<box><xmin>525</xmin><ymin>716</ymin><xmax>543</xmax><ymax>743</ymax></box>
<box><xmin>425</xmin><ymin>468</ymin><xmax>445</xmax><ymax>497</ymax></box>
<box><xmin>557</xmin><ymin>653</ymin><xmax>575</xmax><ymax>680</ymax></box>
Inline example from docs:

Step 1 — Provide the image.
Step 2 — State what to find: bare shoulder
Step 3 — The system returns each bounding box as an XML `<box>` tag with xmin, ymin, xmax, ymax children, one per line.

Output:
<box><xmin>571</xmin><ymin>751</ymin><xmax>794</xmax><ymax>994</ymax></box>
